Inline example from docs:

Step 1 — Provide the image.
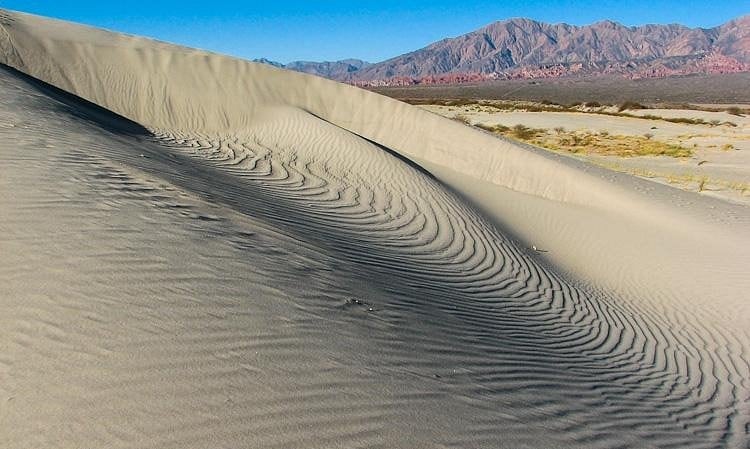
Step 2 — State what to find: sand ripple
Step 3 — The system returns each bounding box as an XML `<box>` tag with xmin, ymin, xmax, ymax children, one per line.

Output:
<box><xmin>1</xmin><ymin>17</ymin><xmax>749</xmax><ymax>448</ymax></box>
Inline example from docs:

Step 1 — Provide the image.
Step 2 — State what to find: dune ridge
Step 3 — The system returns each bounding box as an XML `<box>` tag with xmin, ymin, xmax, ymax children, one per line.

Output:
<box><xmin>1</xmin><ymin>8</ymin><xmax>749</xmax><ymax>448</ymax></box>
<box><xmin>0</xmin><ymin>9</ymin><xmax>660</xmax><ymax>209</ymax></box>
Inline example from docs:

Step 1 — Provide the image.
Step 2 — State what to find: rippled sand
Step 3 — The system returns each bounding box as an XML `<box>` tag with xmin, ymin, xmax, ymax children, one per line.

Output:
<box><xmin>1</xmin><ymin>9</ymin><xmax>749</xmax><ymax>448</ymax></box>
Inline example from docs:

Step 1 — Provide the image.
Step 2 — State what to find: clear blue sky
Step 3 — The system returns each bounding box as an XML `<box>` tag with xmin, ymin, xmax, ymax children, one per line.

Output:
<box><xmin>2</xmin><ymin>1</ymin><xmax>748</xmax><ymax>63</ymax></box>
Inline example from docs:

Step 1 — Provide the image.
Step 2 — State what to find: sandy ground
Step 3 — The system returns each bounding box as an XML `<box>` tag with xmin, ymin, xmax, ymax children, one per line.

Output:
<box><xmin>423</xmin><ymin>104</ymin><xmax>750</xmax><ymax>204</ymax></box>
<box><xmin>1</xmin><ymin>9</ymin><xmax>750</xmax><ymax>449</ymax></box>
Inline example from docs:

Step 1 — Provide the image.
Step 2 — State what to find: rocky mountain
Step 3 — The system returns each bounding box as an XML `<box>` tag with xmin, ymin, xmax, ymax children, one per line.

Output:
<box><xmin>284</xmin><ymin>59</ymin><xmax>371</xmax><ymax>79</ymax></box>
<box><xmin>252</xmin><ymin>58</ymin><xmax>285</xmax><ymax>69</ymax></box>
<box><xmin>260</xmin><ymin>16</ymin><xmax>750</xmax><ymax>84</ymax></box>
<box><xmin>254</xmin><ymin>58</ymin><xmax>371</xmax><ymax>79</ymax></box>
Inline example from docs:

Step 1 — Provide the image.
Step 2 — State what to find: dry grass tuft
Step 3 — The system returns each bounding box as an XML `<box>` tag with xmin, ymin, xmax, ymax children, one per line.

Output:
<box><xmin>467</xmin><ymin>121</ymin><xmax>693</xmax><ymax>158</ymax></box>
<box><xmin>452</xmin><ymin>114</ymin><xmax>472</xmax><ymax>125</ymax></box>
<box><xmin>474</xmin><ymin>123</ymin><xmax>510</xmax><ymax>133</ymax></box>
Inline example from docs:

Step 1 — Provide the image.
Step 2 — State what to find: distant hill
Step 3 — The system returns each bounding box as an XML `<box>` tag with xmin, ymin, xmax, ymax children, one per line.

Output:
<box><xmin>284</xmin><ymin>59</ymin><xmax>371</xmax><ymax>79</ymax></box>
<box><xmin>258</xmin><ymin>16</ymin><xmax>750</xmax><ymax>85</ymax></box>
<box><xmin>254</xmin><ymin>58</ymin><xmax>371</xmax><ymax>80</ymax></box>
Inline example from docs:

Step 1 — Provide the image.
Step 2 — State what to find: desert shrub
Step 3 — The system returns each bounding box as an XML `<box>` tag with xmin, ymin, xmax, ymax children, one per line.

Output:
<box><xmin>643</xmin><ymin>133</ymin><xmax>653</xmax><ymax>140</ymax></box>
<box><xmin>452</xmin><ymin>114</ymin><xmax>471</xmax><ymax>125</ymax></box>
<box><xmin>474</xmin><ymin>123</ymin><xmax>510</xmax><ymax>133</ymax></box>
<box><xmin>553</xmin><ymin>126</ymin><xmax>565</xmax><ymax>135</ymax></box>
<box><xmin>445</xmin><ymin>99</ymin><xmax>476</xmax><ymax>107</ymax></box>
<box><xmin>641</xmin><ymin>115</ymin><xmax>708</xmax><ymax>125</ymax></box>
<box><xmin>676</xmin><ymin>117</ymin><xmax>707</xmax><ymax>125</ymax></box>
<box><xmin>511</xmin><ymin>124</ymin><xmax>537</xmax><ymax>140</ymax></box>
<box><xmin>726</xmin><ymin>106</ymin><xmax>743</xmax><ymax>116</ymax></box>
<box><xmin>402</xmin><ymin>98</ymin><xmax>475</xmax><ymax>107</ymax></box>
<box><xmin>618</xmin><ymin>101</ymin><xmax>646</xmax><ymax>112</ymax></box>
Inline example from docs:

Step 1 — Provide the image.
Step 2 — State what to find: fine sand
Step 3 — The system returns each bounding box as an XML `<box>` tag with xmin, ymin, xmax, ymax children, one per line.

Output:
<box><xmin>1</xmin><ymin>9</ymin><xmax>749</xmax><ymax>449</ymax></box>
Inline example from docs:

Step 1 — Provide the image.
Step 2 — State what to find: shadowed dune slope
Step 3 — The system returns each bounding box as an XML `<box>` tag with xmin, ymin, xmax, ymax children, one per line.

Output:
<box><xmin>1</xmin><ymin>8</ymin><xmax>749</xmax><ymax>449</ymax></box>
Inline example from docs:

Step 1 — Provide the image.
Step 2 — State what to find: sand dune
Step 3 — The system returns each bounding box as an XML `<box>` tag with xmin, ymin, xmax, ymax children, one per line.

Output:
<box><xmin>1</xmin><ymin>9</ymin><xmax>749</xmax><ymax>448</ymax></box>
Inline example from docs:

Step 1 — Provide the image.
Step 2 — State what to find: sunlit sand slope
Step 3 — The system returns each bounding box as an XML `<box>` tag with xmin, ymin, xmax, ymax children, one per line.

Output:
<box><xmin>1</xmin><ymin>9</ymin><xmax>748</xmax><ymax>448</ymax></box>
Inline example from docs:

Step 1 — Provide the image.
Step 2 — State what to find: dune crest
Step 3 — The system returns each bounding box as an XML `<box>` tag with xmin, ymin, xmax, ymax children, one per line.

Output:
<box><xmin>1</xmin><ymin>8</ymin><xmax>749</xmax><ymax>448</ymax></box>
<box><xmin>0</xmin><ymin>8</ymin><xmax>645</xmax><ymax>208</ymax></box>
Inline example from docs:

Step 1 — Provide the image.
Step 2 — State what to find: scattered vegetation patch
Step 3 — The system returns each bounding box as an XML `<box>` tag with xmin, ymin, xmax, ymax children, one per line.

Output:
<box><xmin>726</xmin><ymin>106</ymin><xmax>744</xmax><ymax>116</ymax></box>
<box><xmin>452</xmin><ymin>114</ymin><xmax>472</xmax><ymax>125</ymax></box>
<box><xmin>405</xmin><ymin>96</ymin><xmax>750</xmax><ymax>116</ymax></box>
<box><xmin>546</xmin><ymin>132</ymin><xmax>692</xmax><ymax>158</ymax></box>
<box><xmin>663</xmin><ymin>104</ymin><xmax>750</xmax><ymax>115</ymax></box>
<box><xmin>618</xmin><ymin>101</ymin><xmax>647</xmax><ymax>112</ymax></box>
<box><xmin>590</xmin><ymin>163</ymin><xmax>750</xmax><ymax>196</ymax></box>
<box><xmin>511</xmin><ymin>124</ymin><xmax>541</xmax><ymax>140</ymax></box>
<box><xmin>443</xmin><ymin>99</ymin><xmax>476</xmax><ymax>107</ymax></box>
<box><xmin>413</xmin><ymin>98</ymin><xmax>743</xmax><ymax>129</ymax></box>
<box><xmin>474</xmin><ymin>123</ymin><xmax>510</xmax><ymax>133</ymax></box>
<box><xmin>640</xmin><ymin>114</ymin><xmax>707</xmax><ymax>125</ymax></box>
<box><xmin>473</xmin><ymin>123</ymin><xmax>693</xmax><ymax>158</ymax></box>
<box><xmin>405</xmin><ymin>98</ymin><xmax>575</xmax><ymax>113</ymax></box>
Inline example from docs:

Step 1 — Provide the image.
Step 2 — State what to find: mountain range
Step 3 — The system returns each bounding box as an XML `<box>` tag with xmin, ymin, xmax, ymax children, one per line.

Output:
<box><xmin>259</xmin><ymin>15</ymin><xmax>750</xmax><ymax>85</ymax></box>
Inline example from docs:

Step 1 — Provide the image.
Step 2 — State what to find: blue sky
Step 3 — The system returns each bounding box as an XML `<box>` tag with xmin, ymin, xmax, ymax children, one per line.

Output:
<box><xmin>2</xmin><ymin>1</ymin><xmax>748</xmax><ymax>63</ymax></box>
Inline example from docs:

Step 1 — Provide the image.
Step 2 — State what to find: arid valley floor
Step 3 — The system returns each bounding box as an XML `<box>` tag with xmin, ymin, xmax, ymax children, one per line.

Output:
<box><xmin>402</xmin><ymin>98</ymin><xmax>750</xmax><ymax>204</ymax></box>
